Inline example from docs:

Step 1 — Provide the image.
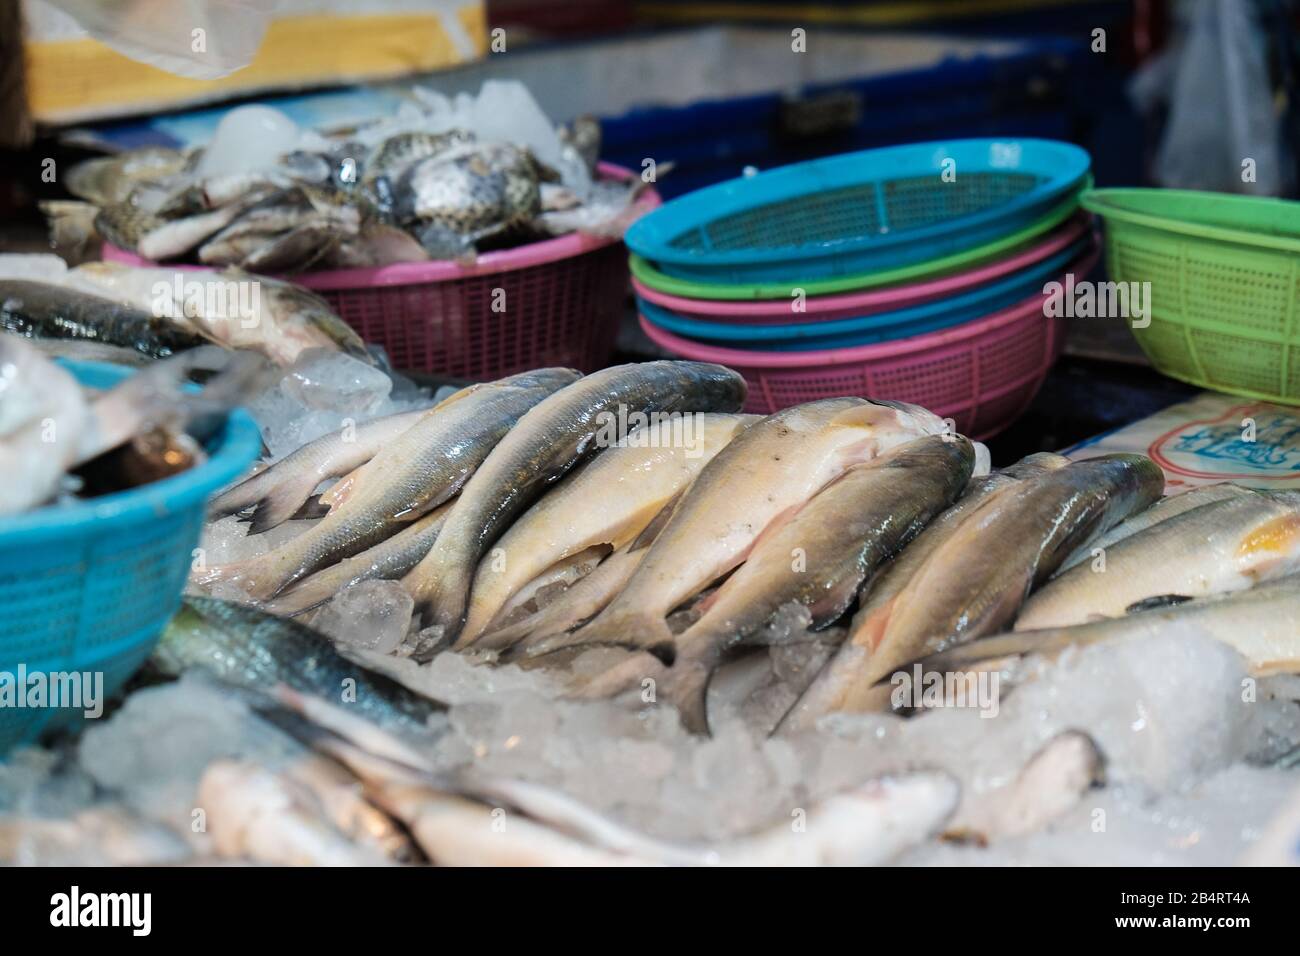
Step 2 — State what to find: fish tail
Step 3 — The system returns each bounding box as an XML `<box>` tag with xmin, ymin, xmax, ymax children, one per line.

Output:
<box><xmin>261</xmin><ymin>573</ymin><xmax>338</xmax><ymax>617</ymax></box>
<box><xmin>209</xmin><ymin>470</ymin><xmax>274</xmax><ymax>520</ymax></box>
<box><xmin>407</xmin><ymin>557</ymin><xmax>473</xmax><ymax>654</ymax></box>
<box><xmin>244</xmin><ymin>481</ymin><xmax>325</xmax><ymax>535</ymax></box>
<box><xmin>660</xmin><ymin>661</ymin><xmax>713</xmax><ymax>736</ymax></box>
<box><xmin>522</xmin><ymin>607</ymin><xmax>676</xmax><ymax>663</ymax></box>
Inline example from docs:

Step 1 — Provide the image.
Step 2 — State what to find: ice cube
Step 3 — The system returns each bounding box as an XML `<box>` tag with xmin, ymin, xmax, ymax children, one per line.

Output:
<box><xmin>310</xmin><ymin>580</ymin><xmax>414</xmax><ymax>654</ymax></box>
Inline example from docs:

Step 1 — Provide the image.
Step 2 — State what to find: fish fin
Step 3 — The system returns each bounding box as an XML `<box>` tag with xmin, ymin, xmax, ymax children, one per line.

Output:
<box><xmin>660</xmin><ymin>662</ymin><xmax>713</xmax><ymax>736</ymax></box>
<box><xmin>408</xmin><ymin>563</ymin><xmax>473</xmax><ymax>653</ymax></box>
<box><xmin>246</xmin><ymin>484</ymin><xmax>322</xmax><ymax>535</ymax></box>
<box><xmin>1124</xmin><ymin>594</ymin><xmax>1194</xmax><ymax>614</ymax></box>
<box><xmin>291</xmin><ymin>494</ymin><xmax>331</xmax><ymax>521</ymax></box>
<box><xmin>209</xmin><ymin>468</ymin><xmax>271</xmax><ymax>519</ymax></box>
<box><xmin>522</xmin><ymin>609</ymin><xmax>676</xmax><ymax>663</ymax></box>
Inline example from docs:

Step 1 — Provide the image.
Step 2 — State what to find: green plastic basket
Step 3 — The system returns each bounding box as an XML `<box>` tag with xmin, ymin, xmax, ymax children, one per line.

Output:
<box><xmin>1081</xmin><ymin>187</ymin><xmax>1300</xmax><ymax>404</ymax></box>
<box><xmin>630</xmin><ymin>180</ymin><xmax>1090</xmax><ymax>301</ymax></box>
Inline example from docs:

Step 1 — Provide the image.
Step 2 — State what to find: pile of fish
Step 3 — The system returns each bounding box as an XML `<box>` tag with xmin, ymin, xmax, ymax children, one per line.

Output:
<box><xmin>9</xmin><ymin>355</ymin><xmax>1300</xmax><ymax>865</ymax></box>
<box><xmin>53</xmin><ymin>105</ymin><xmax>643</xmax><ymax>269</ymax></box>
<box><xmin>191</xmin><ymin>359</ymin><xmax>1300</xmax><ymax>741</ymax></box>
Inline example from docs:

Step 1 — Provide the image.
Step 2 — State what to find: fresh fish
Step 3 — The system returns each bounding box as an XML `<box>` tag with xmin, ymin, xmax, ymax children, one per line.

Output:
<box><xmin>405</xmin><ymin>361</ymin><xmax>747</xmax><ymax>644</ymax></box>
<box><xmin>490</xmin><ymin>545</ymin><xmax>611</xmax><ymax>630</ymax></box>
<box><xmin>558</xmin><ymin>115</ymin><xmax>602</xmax><ymax>173</ymax></box>
<box><xmin>324</xmin><ymin>223</ymin><xmax>431</xmax><ymax>268</ymax></box>
<box><xmin>478</xmin><ymin>547</ymin><xmax>649</xmax><ymax>654</ymax></box>
<box><xmin>901</xmin><ymin>575</ymin><xmax>1300</xmax><ymax>687</ymax></box>
<box><xmin>197</xmin><ymin>759</ymin><xmax>393</xmax><ymax>866</ymax></box>
<box><xmin>198</xmin><ymin>188</ymin><xmax>363</xmax><ymax>272</ymax></box>
<box><xmin>202</xmin><ymin>369</ymin><xmax>578</xmax><ymax>599</ymax></box>
<box><xmin>97</xmin><ymin>192</ymin><xmax>267</xmax><ymax>261</ymax></box>
<box><xmin>1016</xmin><ymin>490</ymin><xmax>1300</xmax><ymax>629</ymax></box>
<box><xmin>0</xmin><ymin>279</ymin><xmax>208</xmax><ymax>358</ymax></box>
<box><xmin>455</xmin><ymin>412</ymin><xmax>755</xmax><ymax>647</ymax></box>
<box><xmin>364</xmin><ymin>130</ymin><xmax>476</xmax><ymax>187</ymax></box>
<box><xmin>264</xmin><ymin>503</ymin><xmax>452</xmax><ymax>617</ymax></box>
<box><xmin>282</xmin><ymin>691</ymin><xmax>958</xmax><ymax>867</ymax></box>
<box><xmin>530</xmin><ymin>398</ymin><xmax>949</xmax><ymax>661</ymax></box>
<box><xmin>210</xmin><ymin>407</ymin><xmax>430</xmax><ymax>532</ymax></box>
<box><xmin>397</xmin><ymin>143</ymin><xmax>553</xmax><ymax>257</ymax></box>
<box><xmin>944</xmin><ymin>731</ymin><xmax>1104</xmax><ymax>844</ymax></box>
<box><xmin>831</xmin><ymin>452</ymin><xmax>1070</xmax><ymax>640</ymax></box>
<box><xmin>1055</xmin><ymin>482</ymin><xmax>1252</xmax><ymax>572</ymax></box>
<box><xmin>578</xmin><ymin>435</ymin><xmax>976</xmax><ymax>734</ymax></box>
<box><xmin>278</xmin><ymin>750</ymin><xmax>419</xmax><ymax>862</ymax></box>
<box><xmin>65</xmin><ymin>147</ymin><xmax>192</xmax><ymax>207</ymax></box>
<box><xmin>153</xmin><ymin>597</ymin><xmax>445</xmax><ymax>736</ymax></box>
<box><xmin>781</xmin><ymin>453</ymin><xmax>1164</xmax><ymax>729</ymax></box>
<box><xmin>0</xmin><ymin>337</ymin><xmax>89</xmax><ymax>513</ymax></box>
<box><xmin>70</xmin><ymin>261</ymin><xmax>370</xmax><ymax>365</ymax></box>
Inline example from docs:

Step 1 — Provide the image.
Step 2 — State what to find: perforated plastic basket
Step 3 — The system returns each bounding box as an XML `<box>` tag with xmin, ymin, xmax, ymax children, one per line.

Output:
<box><xmin>103</xmin><ymin>163</ymin><xmax>658</xmax><ymax>379</ymax></box>
<box><xmin>640</xmin><ymin>278</ymin><xmax>1078</xmax><ymax>437</ymax></box>
<box><xmin>1081</xmin><ymin>188</ymin><xmax>1300</xmax><ymax>404</ymax></box>
<box><xmin>632</xmin><ymin>211</ymin><xmax>1092</xmax><ymax>325</ymax></box>
<box><xmin>626</xmin><ymin>138</ymin><xmax>1090</xmax><ymax>283</ymax></box>
<box><xmin>0</xmin><ymin>362</ymin><xmax>261</xmax><ymax>754</ymax></box>
<box><xmin>638</xmin><ymin>236</ymin><xmax>1094</xmax><ymax>349</ymax></box>
<box><xmin>628</xmin><ymin>186</ymin><xmax>1088</xmax><ymax>299</ymax></box>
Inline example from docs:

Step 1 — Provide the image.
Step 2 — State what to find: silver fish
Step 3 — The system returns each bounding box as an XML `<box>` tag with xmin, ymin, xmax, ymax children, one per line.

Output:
<box><xmin>577</xmin><ymin>435</ymin><xmax>976</xmax><ymax>734</ymax></box>
<box><xmin>781</xmin><ymin>453</ymin><xmax>1164</xmax><ymax>730</ymax></box>
<box><xmin>264</xmin><ymin>503</ymin><xmax>452</xmax><ymax>617</ymax></box>
<box><xmin>200</xmin><ymin>369</ymin><xmax>578</xmax><ymax>600</ymax></box>
<box><xmin>209</xmin><ymin>407</ymin><xmax>431</xmax><ymax>532</ymax></box>
<box><xmin>1015</xmin><ymin>489</ymin><xmax>1300</xmax><ymax>629</ymax></box>
<box><xmin>531</xmin><ymin>398</ymin><xmax>949</xmax><ymax>661</ymax></box>
<box><xmin>404</xmin><ymin>361</ymin><xmax>747</xmax><ymax>645</ymax></box>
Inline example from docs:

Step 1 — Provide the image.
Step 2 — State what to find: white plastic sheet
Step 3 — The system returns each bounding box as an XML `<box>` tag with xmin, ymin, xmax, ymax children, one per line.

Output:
<box><xmin>35</xmin><ymin>0</ymin><xmax>271</xmax><ymax>80</ymax></box>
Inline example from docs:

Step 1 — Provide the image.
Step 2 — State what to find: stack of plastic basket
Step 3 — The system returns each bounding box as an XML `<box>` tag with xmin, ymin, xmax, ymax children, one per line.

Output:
<box><xmin>626</xmin><ymin>139</ymin><xmax>1098</xmax><ymax>438</ymax></box>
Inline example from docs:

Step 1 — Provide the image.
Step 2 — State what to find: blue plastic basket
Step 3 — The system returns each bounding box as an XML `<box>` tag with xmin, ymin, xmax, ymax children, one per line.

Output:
<box><xmin>0</xmin><ymin>361</ymin><xmax>261</xmax><ymax>755</ymax></box>
<box><xmin>625</xmin><ymin>138</ymin><xmax>1091</xmax><ymax>283</ymax></box>
<box><xmin>639</xmin><ymin>237</ymin><xmax>1091</xmax><ymax>351</ymax></box>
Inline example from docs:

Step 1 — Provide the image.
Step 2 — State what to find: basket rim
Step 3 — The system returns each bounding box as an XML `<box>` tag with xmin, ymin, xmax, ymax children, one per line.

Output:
<box><xmin>628</xmin><ymin>185</ymin><xmax>1088</xmax><ymax>299</ymax></box>
<box><xmin>101</xmin><ymin>162</ymin><xmax>656</xmax><ymax>287</ymax></box>
<box><xmin>1081</xmin><ymin>187</ymin><xmax>1300</xmax><ymax>254</ymax></box>
<box><xmin>625</xmin><ymin>138</ymin><xmax>1092</xmax><ymax>267</ymax></box>
<box><xmin>637</xmin><ymin>237</ymin><xmax>1091</xmax><ymax>344</ymax></box>
<box><xmin>0</xmin><ymin>361</ymin><xmax>262</xmax><ymax>538</ymax></box>
<box><xmin>632</xmin><ymin>213</ymin><xmax>1092</xmax><ymax>318</ymax></box>
<box><xmin>640</xmin><ymin>246</ymin><xmax>1098</xmax><ymax>368</ymax></box>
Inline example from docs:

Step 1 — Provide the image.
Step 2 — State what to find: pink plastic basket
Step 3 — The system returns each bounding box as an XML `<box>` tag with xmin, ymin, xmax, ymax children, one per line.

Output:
<box><xmin>633</xmin><ymin>212</ymin><xmax>1091</xmax><ymax>327</ymax></box>
<box><xmin>103</xmin><ymin>163</ymin><xmax>658</xmax><ymax>379</ymax></box>
<box><xmin>638</xmin><ymin>248</ymin><xmax>1099</xmax><ymax>439</ymax></box>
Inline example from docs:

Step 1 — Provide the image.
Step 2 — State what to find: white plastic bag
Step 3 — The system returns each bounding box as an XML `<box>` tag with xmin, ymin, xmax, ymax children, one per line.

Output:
<box><xmin>36</xmin><ymin>0</ymin><xmax>272</xmax><ymax>80</ymax></box>
<box><xmin>1130</xmin><ymin>0</ymin><xmax>1289</xmax><ymax>195</ymax></box>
